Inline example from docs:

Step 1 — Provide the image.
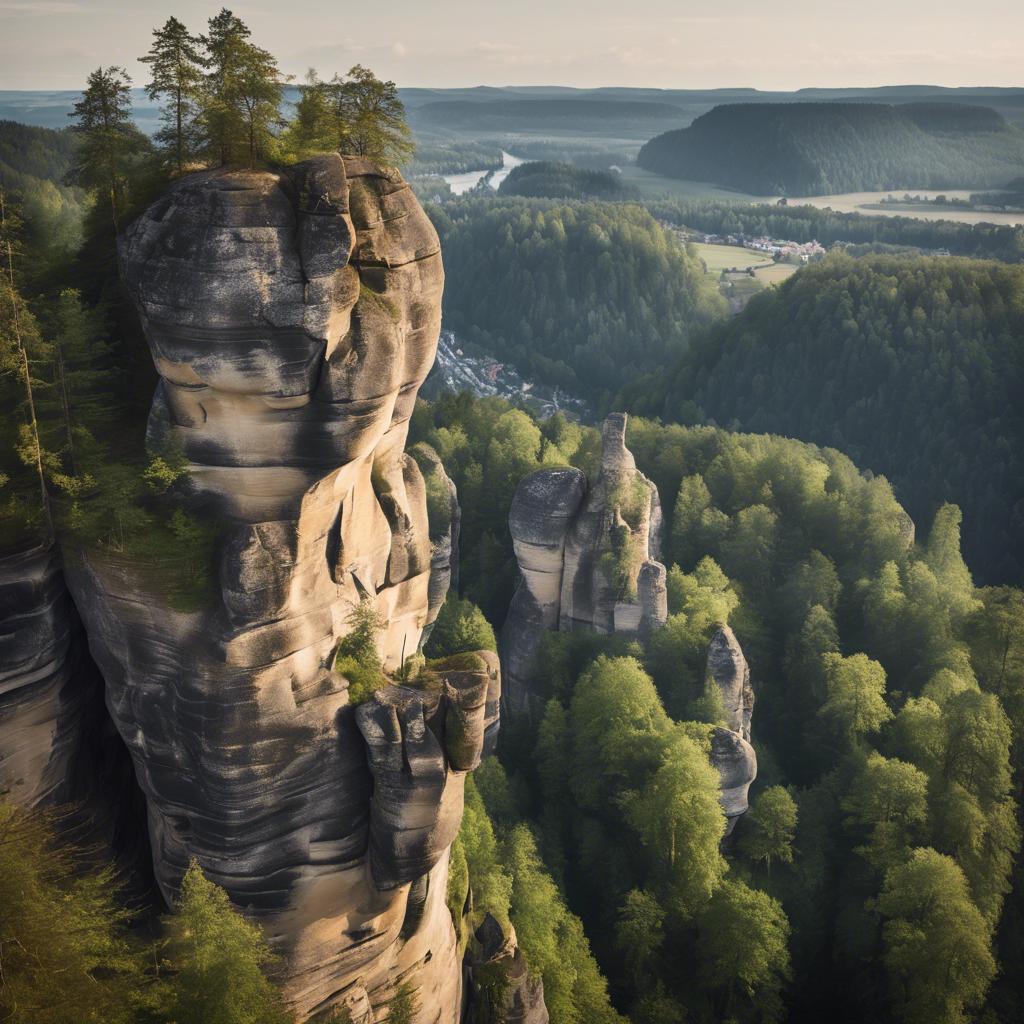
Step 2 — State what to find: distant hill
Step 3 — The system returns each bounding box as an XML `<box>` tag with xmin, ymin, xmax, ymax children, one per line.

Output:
<box><xmin>637</xmin><ymin>102</ymin><xmax>1024</xmax><ymax>195</ymax></box>
<box><xmin>622</xmin><ymin>253</ymin><xmax>1024</xmax><ymax>584</ymax></box>
<box><xmin>497</xmin><ymin>161</ymin><xmax>637</xmax><ymax>200</ymax></box>
<box><xmin>0</xmin><ymin>119</ymin><xmax>77</xmax><ymax>189</ymax></box>
<box><xmin>410</xmin><ymin>98</ymin><xmax>686</xmax><ymax>136</ymax></box>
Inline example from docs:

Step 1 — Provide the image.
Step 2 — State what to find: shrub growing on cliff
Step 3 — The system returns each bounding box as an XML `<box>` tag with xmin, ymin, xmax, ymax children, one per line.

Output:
<box><xmin>426</xmin><ymin>594</ymin><xmax>498</xmax><ymax>658</ymax></box>
<box><xmin>335</xmin><ymin>597</ymin><xmax>388</xmax><ymax>704</ymax></box>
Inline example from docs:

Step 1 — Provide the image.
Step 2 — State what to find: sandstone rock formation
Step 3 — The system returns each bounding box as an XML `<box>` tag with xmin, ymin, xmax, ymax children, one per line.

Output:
<box><xmin>464</xmin><ymin>914</ymin><xmax>549</xmax><ymax>1024</ymax></box>
<box><xmin>0</xmin><ymin>544</ymin><xmax>88</xmax><ymax>807</ymax></box>
<box><xmin>63</xmin><ymin>154</ymin><xmax>490</xmax><ymax>1022</ymax></box>
<box><xmin>705</xmin><ymin>626</ymin><xmax>757</xmax><ymax>837</ymax></box>
<box><xmin>706</xmin><ymin>625</ymin><xmax>754</xmax><ymax>741</ymax></box>
<box><xmin>411</xmin><ymin>442</ymin><xmax>461</xmax><ymax>651</ymax></box>
<box><xmin>501</xmin><ymin>413</ymin><xmax>666</xmax><ymax>710</ymax></box>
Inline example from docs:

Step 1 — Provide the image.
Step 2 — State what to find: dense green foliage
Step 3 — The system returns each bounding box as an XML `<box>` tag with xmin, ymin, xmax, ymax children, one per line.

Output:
<box><xmin>645</xmin><ymin>196</ymin><xmax>1024</xmax><ymax>263</ymax></box>
<box><xmin>0</xmin><ymin>803</ymin><xmax>289</xmax><ymax>1024</ymax></box>
<box><xmin>423</xmin><ymin>393</ymin><xmax>1024</xmax><ymax>1023</ymax></box>
<box><xmin>624</xmin><ymin>253</ymin><xmax>1024</xmax><ymax>585</ymax></box>
<box><xmin>451</xmin><ymin>771</ymin><xmax>625</xmax><ymax>1024</ymax></box>
<box><xmin>282</xmin><ymin>65</ymin><xmax>414</xmax><ymax>165</ymax></box>
<box><xmin>0</xmin><ymin>127</ymin><xmax>84</xmax><ymax>295</ymax></box>
<box><xmin>405</xmin><ymin>139</ymin><xmax>502</xmax><ymax>176</ymax></box>
<box><xmin>638</xmin><ymin>102</ymin><xmax>1024</xmax><ymax>195</ymax></box>
<box><xmin>428</xmin><ymin>198</ymin><xmax>726</xmax><ymax>407</ymax></box>
<box><xmin>498</xmin><ymin>160</ymin><xmax>637</xmax><ymax>200</ymax></box>
<box><xmin>425</xmin><ymin>593</ymin><xmax>498</xmax><ymax>657</ymax></box>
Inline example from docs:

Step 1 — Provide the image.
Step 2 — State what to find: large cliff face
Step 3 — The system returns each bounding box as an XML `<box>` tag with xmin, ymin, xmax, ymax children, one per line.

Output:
<box><xmin>0</xmin><ymin>545</ymin><xmax>89</xmax><ymax>807</ymax></box>
<box><xmin>501</xmin><ymin>413</ymin><xmax>667</xmax><ymax>711</ymax></box>
<box><xmin>61</xmin><ymin>154</ymin><xmax>490</xmax><ymax>1022</ymax></box>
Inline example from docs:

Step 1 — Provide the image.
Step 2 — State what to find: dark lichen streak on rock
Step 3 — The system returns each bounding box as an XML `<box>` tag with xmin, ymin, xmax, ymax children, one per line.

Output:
<box><xmin>63</xmin><ymin>154</ymin><xmax>488</xmax><ymax>1022</ymax></box>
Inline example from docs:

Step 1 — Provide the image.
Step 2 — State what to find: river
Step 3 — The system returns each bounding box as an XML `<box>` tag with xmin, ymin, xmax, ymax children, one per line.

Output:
<box><xmin>443</xmin><ymin>151</ymin><xmax>526</xmax><ymax>195</ymax></box>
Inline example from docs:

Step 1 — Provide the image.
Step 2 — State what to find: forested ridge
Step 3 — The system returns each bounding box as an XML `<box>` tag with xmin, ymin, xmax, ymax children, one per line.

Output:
<box><xmin>498</xmin><ymin>160</ymin><xmax>637</xmax><ymax>200</ymax></box>
<box><xmin>428</xmin><ymin>198</ymin><xmax>726</xmax><ymax>409</ymax></box>
<box><xmin>638</xmin><ymin>102</ymin><xmax>1024</xmax><ymax>195</ymax></box>
<box><xmin>415</xmin><ymin>394</ymin><xmax>1024</xmax><ymax>1024</ymax></box>
<box><xmin>622</xmin><ymin>253</ymin><xmax>1024</xmax><ymax>586</ymax></box>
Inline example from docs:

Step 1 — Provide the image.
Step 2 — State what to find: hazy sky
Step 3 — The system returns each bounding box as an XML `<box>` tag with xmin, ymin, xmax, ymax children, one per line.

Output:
<box><xmin>1</xmin><ymin>0</ymin><xmax>1022</xmax><ymax>91</ymax></box>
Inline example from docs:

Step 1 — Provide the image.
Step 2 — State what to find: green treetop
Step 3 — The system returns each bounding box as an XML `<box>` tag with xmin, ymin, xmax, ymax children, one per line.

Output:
<box><xmin>202</xmin><ymin>8</ymin><xmax>285</xmax><ymax>167</ymax></box>
<box><xmin>163</xmin><ymin>860</ymin><xmax>289</xmax><ymax>1024</ymax></box>
<box><xmin>67</xmin><ymin>66</ymin><xmax>148</xmax><ymax>230</ymax></box>
<box><xmin>140</xmin><ymin>16</ymin><xmax>207</xmax><ymax>173</ymax></box>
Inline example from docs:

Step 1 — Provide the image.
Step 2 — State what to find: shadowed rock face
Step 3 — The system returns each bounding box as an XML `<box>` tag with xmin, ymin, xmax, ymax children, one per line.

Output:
<box><xmin>0</xmin><ymin>545</ymin><xmax>87</xmax><ymax>806</ymax></box>
<box><xmin>706</xmin><ymin>627</ymin><xmax>757</xmax><ymax>837</ymax></box>
<box><xmin>465</xmin><ymin>915</ymin><xmax>548</xmax><ymax>1024</ymax></box>
<box><xmin>501</xmin><ymin>414</ymin><xmax>666</xmax><ymax>709</ymax></box>
<box><xmin>64</xmin><ymin>154</ymin><xmax>489</xmax><ymax>1021</ymax></box>
<box><xmin>558</xmin><ymin>413</ymin><xmax>665</xmax><ymax>636</ymax></box>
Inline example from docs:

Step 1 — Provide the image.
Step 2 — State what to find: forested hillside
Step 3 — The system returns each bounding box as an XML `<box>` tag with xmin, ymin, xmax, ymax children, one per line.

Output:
<box><xmin>622</xmin><ymin>253</ymin><xmax>1024</xmax><ymax>586</ymax></box>
<box><xmin>638</xmin><ymin>102</ymin><xmax>1024</xmax><ymax>195</ymax></box>
<box><xmin>416</xmin><ymin>394</ymin><xmax>1024</xmax><ymax>1024</ymax></box>
<box><xmin>498</xmin><ymin>160</ymin><xmax>636</xmax><ymax>200</ymax></box>
<box><xmin>428</xmin><ymin>198</ymin><xmax>726</xmax><ymax>408</ymax></box>
<box><xmin>0</xmin><ymin>120</ymin><xmax>85</xmax><ymax>272</ymax></box>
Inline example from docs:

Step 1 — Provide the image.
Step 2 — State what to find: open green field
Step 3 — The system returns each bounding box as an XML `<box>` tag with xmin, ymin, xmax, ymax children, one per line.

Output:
<box><xmin>798</xmin><ymin>189</ymin><xmax>1024</xmax><ymax>226</ymax></box>
<box><xmin>754</xmin><ymin>262</ymin><xmax>799</xmax><ymax>285</ymax></box>
<box><xmin>693</xmin><ymin>242</ymin><xmax>775</xmax><ymax>273</ymax></box>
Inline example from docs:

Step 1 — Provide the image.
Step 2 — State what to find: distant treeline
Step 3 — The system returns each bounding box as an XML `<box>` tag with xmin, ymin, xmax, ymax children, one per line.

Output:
<box><xmin>638</xmin><ymin>102</ymin><xmax>1024</xmax><ymax>195</ymax></box>
<box><xmin>411</xmin><ymin>98</ymin><xmax>685</xmax><ymax>135</ymax></box>
<box><xmin>644</xmin><ymin>198</ymin><xmax>1024</xmax><ymax>262</ymax></box>
<box><xmin>405</xmin><ymin>139</ymin><xmax>503</xmax><ymax>176</ymax></box>
<box><xmin>498</xmin><ymin>161</ymin><xmax>637</xmax><ymax>201</ymax></box>
<box><xmin>622</xmin><ymin>253</ymin><xmax>1024</xmax><ymax>585</ymax></box>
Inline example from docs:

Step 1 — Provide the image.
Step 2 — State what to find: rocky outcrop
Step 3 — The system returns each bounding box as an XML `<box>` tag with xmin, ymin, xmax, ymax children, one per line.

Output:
<box><xmin>706</xmin><ymin>626</ymin><xmax>757</xmax><ymax>837</ymax></box>
<box><xmin>411</xmin><ymin>443</ymin><xmax>461</xmax><ymax>651</ymax></box>
<box><xmin>64</xmin><ymin>154</ymin><xmax>490</xmax><ymax>1022</ymax></box>
<box><xmin>706</xmin><ymin>625</ymin><xmax>754</xmax><ymax>741</ymax></box>
<box><xmin>502</xmin><ymin>467</ymin><xmax>587</xmax><ymax>712</ymax></box>
<box><xmin>558</xmin><ymin>414</ymin><xmax>665</xmax><ymax>635</ymax></box>
<box><xmin>0</xmin><ymin>545</ymin><xmax>89</xmax><ymax>807</ymax></box>
<box><xmin>465</xmin><ymin>915</ymin><xmax>548</xmax><ymax>1024</ymax></box>
<box><xmin>501</xmin><ymin>414</ymin><xmax>666</xmax><ymax>709</ymax></box>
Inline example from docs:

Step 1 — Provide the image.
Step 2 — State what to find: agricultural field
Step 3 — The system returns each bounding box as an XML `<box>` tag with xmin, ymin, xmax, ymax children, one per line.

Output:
<box><xmin>692</xmin><ymin>241</ymin><xmax>775</xmax><ymax>274</ymax></box>
<box><xmin>799</xmin><ymin>189</ymin><xmax>1024</xmax><ymax>225</ymax></box>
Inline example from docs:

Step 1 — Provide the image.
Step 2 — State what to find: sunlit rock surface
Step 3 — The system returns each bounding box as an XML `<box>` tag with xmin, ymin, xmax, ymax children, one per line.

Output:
<box><xmin>501</xmin><ymin>413</ymin><xmax>666</xmax><ymax>708</ymax></box>
<box><xmin>65</xmin><ymin>154</ymin><xmax>491</xmax><ymax>1022</ymax></box>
